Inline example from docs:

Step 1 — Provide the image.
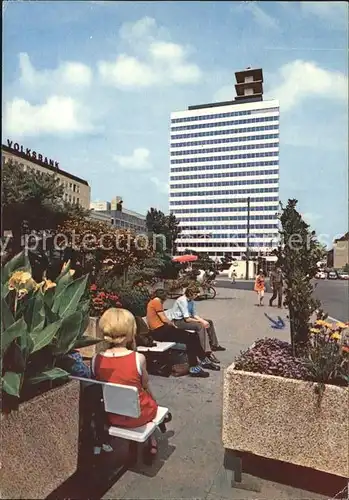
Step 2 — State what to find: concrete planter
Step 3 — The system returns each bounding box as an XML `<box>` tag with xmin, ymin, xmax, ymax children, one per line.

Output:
<box><xmin>223</xmin><ymin>363</ymin><xmax>349</xmax><ymax>478</ymax></box>
<box><xmin>0</xmin><ymin>380</ymin><xmax>80</xmax><ymax>499</ymax></box>
<box><xmin>79</xmin><ymin>316</ymin><xmax>105</xmax><ymax>358</ymax></box>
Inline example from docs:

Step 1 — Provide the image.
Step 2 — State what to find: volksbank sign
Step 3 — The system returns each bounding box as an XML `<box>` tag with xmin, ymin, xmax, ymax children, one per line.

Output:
<box><xmin>6</xmin><ymin>139</ymin><xmax>59</xmax><ymax>168</ymax></box>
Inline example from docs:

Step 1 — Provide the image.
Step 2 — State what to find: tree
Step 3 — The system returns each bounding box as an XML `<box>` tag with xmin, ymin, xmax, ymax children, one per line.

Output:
<box><xmin>56</xmin><ymin>216</ymin><xmax>151</xmax><ymax>278</ymax></box>
<box><xmin>276</xmin><ymin>199</ymin><xmax>324</xmax><ymax>355</ymax></box>
<box><xmin>2</xmin><ymin>161</ymin><xmax>88</xmax><ymax>255</ymax></box>
<box><xmin>146</xmin><ymin>208</ymin><xmax>181</xmax><ymax>254</ymax></box>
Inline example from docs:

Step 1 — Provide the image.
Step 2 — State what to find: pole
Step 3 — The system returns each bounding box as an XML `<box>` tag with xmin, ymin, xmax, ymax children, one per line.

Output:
<box><xmin>245</xmin><ymin>197</ymin><xmax>250</xmax><ymax>280</ymax></box>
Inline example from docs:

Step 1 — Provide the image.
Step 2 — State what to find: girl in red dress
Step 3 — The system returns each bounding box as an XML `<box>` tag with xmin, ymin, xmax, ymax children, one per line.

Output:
<box><xmin>92</xmin><ymin>308</ymin><xmax>159</xmax><ymax>455</ymax></box>
<box><xmin>254</xmin><ymin>270</ymin><xmax>266</xmax><ymax>306</ymax></box>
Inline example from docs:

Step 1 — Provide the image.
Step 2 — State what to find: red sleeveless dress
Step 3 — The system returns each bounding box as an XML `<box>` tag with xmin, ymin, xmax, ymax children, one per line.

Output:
<box><xmin>93</xmin><ymin>351</ymin><xmax>158</xmax><ymax>428</ymax></box>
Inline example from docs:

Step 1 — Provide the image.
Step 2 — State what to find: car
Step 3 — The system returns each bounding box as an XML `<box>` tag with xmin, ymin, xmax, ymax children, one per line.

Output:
<box><xmin>327</xmin><ymin>271</ymin><xmax>338</xmax><ymax>280</ymax></box>
<box><xmin>337</xmin><ymin>271</ymin><xmax>349</xmax><ymax>280</ymax></box>
<box><xmin>315</xmin><ymin>271</ymin><xmax>326</xmax><ymax>279</ymax></box>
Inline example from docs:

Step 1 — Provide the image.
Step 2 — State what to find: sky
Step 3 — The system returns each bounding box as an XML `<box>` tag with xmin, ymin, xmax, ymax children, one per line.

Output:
<box><xmin>3</xmin><ymin>0</ymin><xmax>348</xmax><ymax>247</ymax></box>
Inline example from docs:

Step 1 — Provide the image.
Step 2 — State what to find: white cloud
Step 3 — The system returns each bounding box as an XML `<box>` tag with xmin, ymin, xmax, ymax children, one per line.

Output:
<box><xmin>213</xmin><ymin>85</ymin><xmax>234</xmax><ymax>103</ymax></box>
<box><xmin>98</xmin><ymin>17</ymin><xmax>202</xmax><ymax>89</ymax></box>
<box><xmin>112</xmin><ymin>148</ymin><xmax>152</xmax><ymax>170</ymax></box>
<box><xmin>19</xmin><ymin>52</ymin><xmax>92</xmax><ymax>88</ymax></box>
<box><xmin>301</xmin><ymin>2</ymin><xmax>348</xmax><ymax>28</ymax></box>
<box><xmin>150</xmin><ymin>176</ymin><xmax>169</xmax><ymax>194</ymax></box>
<box><xmin>243</xmin><ymin>3</ymin><xmax>280</xmax><ymax>31</ymax></box>
<box><xmin>267</xmin><ymin>60</ymin><xmax>348</xmax><ymax>111</ymax></box>
<box><xmin>4</xmin><ymin>96</ymin><xmax>93</xmax><ymax>137</ymax></box>
<box><xmin>302</xmin><ymin>212</ymin><xmax>323</xmax><ymax>227</ymax></box>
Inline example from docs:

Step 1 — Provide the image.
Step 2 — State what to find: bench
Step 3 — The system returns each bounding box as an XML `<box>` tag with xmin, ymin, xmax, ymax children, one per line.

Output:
<box><xmin>71</xmin><ymin>376</ymin><xmax>170</xmax><ymax>446</ymax></box>
<box><xmin>141</xmin><ymin>316</ymin><xmax>194</xmax><ymax>352</ymax></box>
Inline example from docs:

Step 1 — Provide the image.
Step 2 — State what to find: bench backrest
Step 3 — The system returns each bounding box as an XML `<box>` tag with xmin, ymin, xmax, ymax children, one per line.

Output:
<box><xmin>70</xmin><ymin>376</ymin><xmax>141</xmax><ymax>418</ymax></box>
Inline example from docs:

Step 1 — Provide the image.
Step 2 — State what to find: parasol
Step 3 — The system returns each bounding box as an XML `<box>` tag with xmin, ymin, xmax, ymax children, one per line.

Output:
<box><xmin>172</xmin><ymin>255</ymin><xmax>198</xmax><ymax>263</ymax></box>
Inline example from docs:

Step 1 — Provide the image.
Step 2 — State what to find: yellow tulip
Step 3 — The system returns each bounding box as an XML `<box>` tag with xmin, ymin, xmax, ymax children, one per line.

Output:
<box><xmin>8</xmin><ymin>270</ymin><xmax>33</xmax><ymax>289</ymax></box>
<box><xmin>331</xmin><ymin>333</ymin><xmax>341</xmax><ymax>341</ymax></box>
<box><xmin>315</xmin><ymin>320</ymin><xmax>327</xmax><ymax>326</ymax></box>
<box><xmin>336</xmin><ymin>322</ymin><xmax>347</xmax><ymax>330</ymax></box>
<box><xmin>310</xmin><ymin>328</ymin><xmax>321</xmax><ymax>334</ymax></box>
<box><xmin>43</xmin><ymin>280</ymin><xmax>57</xmax><ymax>291</ymax></box>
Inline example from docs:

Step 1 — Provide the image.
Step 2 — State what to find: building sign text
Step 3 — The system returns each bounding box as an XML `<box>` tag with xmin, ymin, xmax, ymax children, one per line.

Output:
<box><xmin>6</xmin><ymin>140</ymin><xmax>59</xmax><ymax>168</ymax></box>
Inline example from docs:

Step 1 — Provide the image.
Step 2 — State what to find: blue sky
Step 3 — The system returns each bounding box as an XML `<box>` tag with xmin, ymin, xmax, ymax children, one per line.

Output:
<box><xmin>3</xmin><ymin>1</ymin><xmax>348</xmax><ymax>247</ymax></box>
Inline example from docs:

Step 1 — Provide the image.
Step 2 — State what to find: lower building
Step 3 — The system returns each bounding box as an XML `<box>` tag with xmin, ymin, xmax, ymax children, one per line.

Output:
<box><xmin>2</xmin><ymin>139</ymin><xmax>90</xmax><ymax>209</ymax></box>
<box><xmin>333</xmin><ymin>233</ymin><xmax>349</xmax><ymax>269</ymax></box>
<box><xmin>90</xmin><ymin>197</ymin><xmax>146</xmax><ymax>233</ymax></box>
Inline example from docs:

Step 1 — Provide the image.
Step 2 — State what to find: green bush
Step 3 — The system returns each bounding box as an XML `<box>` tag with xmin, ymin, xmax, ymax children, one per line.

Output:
<box><xmin>1</xmin><ymin>252</ymin><xmax>99</xmax><ymax>411</ymax></box>
<box><xmin>113</xmin><ymin>285</ymin><xmax>151</xmax><ymax>317</ymax></box>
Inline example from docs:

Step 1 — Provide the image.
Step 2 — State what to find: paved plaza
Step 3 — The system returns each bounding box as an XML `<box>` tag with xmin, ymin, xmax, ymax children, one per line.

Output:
<box><xmin>102</xmin><ymin>287</ymin><xmax>328</xmax><ymax>500</ymax></box>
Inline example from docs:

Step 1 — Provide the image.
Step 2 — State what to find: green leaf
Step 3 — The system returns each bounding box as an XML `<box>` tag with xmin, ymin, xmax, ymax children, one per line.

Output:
<box><xmin>43</xmin><ymin>287</ymin><xmax>55</xmax><ymax>309</ymax></box>
<box><xmin>52</xmin><ymin>312</ymin><xmax>83</xmax><ymax>356</ymax></box>
<box><xmin>28</xmin><ymin>367</ymin><xmax>69</xmax><ymax>385</ymax></box>
<box><xmin>25</xmin><ymin>293</ymin><xmax>45</xmax><ymax>332</ymax></box>
<box><xmin>74</xmin><ymin>336</ymin><xmax>102</xmax><ymax>349</ymax></box>
<box><xmin>1</xmin><ymin>298</ymin><xmax>14</xmax><ymax>332</ymax></box>
<box><xmin>54</xmin><ymin>271</ymin><xmax>73</xmax><ymax>301</ymax></box>
<box><xmin>2</xmin><ymin>251</ymin><xmax>31</xmax><ymax>285</ymax></box>
<box><xmin>2</xmin><ymin>371</ymin><xmax>22</xmax><ymax>397</ymax></box>
<box><xmin>43</xmin><ymin>302</ymin><xmax>59</xmax><ymax>324</ymax></box>
<box><xmin>1</xmin><ymin>318</ymin><xmax>27</xmax><ymax>357</ymax></box>
<box><xmin>53</xmin><ymin>274</ymin><xmax>88</xmax><ymax>318</ymax></box>
<box><xmin>30</xmin><ymin>320</ymin><xmax>62</xmax><ymax>354</ymax></box>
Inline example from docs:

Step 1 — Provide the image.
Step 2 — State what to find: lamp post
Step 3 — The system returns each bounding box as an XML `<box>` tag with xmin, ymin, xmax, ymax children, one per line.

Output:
<box><xmin>245</xmin><ymin>197</ymin><xmax>251</xmax><ymax>280</ymax></box>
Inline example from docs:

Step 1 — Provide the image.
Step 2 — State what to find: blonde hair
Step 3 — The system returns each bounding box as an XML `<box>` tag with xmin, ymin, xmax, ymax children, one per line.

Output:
<box><xmin>99</xmin><ymin>308</ymin><xmax>137</xmax><ymax>347</ymax></box>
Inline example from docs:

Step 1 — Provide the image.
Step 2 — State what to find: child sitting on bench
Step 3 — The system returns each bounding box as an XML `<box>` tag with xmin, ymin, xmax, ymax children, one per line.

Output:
<box><xmin>92</xmin><ymin>308</ymin><xmax>160</xmax><ymax>457</ymax></box>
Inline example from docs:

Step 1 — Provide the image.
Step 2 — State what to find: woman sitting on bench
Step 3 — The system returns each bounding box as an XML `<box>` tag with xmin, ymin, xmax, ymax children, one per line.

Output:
<box><xmin>92</xmin><ymin>308</ymin><xmax>159</xmax><ymax>457</ymax></box>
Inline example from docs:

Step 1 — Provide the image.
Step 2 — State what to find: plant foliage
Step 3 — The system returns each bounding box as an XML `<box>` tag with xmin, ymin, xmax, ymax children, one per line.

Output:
<box><xmin>1</xmin><ymin>252</ymin><xmax>99</xmax><ymax>411</ymax></box>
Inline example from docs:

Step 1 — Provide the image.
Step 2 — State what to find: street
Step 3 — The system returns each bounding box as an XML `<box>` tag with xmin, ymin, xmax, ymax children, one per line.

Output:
<box><xmin>216</xmin><ymin>278</ymin><xmax>349</xmax><ymax>322</ymax></box>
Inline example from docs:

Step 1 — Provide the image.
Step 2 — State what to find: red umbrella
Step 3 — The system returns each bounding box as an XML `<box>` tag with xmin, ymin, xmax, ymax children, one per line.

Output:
<box><xmin>172</xmin><ymin>255</ymin><xmax>198</xmax><ymax>263</ymax></box>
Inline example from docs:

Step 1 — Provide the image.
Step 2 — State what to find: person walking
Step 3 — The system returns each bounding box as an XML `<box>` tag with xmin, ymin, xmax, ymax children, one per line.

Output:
<box><xmin>269</xmin><ymin>265</ymin><xmax>283</xmax><ymax>308</ymax></box>
<box><xmin>146</xmin><ymin>289</ymin><xmax>210</xmax><ymax>378</ymax></box>
<box><xmin>254</xmin><ymin>269</ymin><xmax>266</xmax><ymax>306</ymax></box>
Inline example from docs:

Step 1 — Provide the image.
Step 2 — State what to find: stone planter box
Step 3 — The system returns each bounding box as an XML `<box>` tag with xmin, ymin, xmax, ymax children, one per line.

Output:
<box><xmin>79</xmin><ymin>316</ymin><xmax>105</xmax><ymax>358</ymax></box>
<box><xmin>0</xmin><ymin>380</ymin><xmax>80</xmax><ymax>499</ymax></box>
<box><xmin>223</xmin><ymin>363</ymin><xmax>349</xmax><ymax>479</ymax></box>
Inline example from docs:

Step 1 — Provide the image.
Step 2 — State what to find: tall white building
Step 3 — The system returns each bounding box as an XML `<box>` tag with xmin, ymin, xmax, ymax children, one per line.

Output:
<box><xmin>169</xmin><ymin>67</ymin><xmax>279</xmax><ymax>260</ymax></box>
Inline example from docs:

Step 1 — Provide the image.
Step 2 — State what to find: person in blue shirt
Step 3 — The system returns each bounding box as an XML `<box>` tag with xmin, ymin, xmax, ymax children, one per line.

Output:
<box><xmin>166</xmin><ymin>285</ymin><xmax>225</xmax><ymax>367</ymax></box>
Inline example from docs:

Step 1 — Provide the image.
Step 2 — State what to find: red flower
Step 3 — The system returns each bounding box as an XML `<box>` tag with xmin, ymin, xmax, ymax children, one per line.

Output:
<box><xmin>90</xmin><ymin>284</ymin><xmax>97</xmax><ymax>291</ymax></box>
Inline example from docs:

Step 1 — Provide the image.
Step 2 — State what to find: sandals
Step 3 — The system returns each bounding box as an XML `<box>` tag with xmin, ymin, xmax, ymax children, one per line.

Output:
<box><xmin>158</xmin><ymin>412</ymin><xmax>172</xmax><ymax>433</ymax></box>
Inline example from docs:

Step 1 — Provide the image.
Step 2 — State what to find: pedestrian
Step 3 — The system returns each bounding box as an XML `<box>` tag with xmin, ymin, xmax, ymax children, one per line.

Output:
<box><xmin>269</xmin><ymin>265</ymin><xmax>283</xmax><ymax>308</ymax></box>
<box><xmin>228</xmin><ymin>264</ymin><xmax>237</xmax><ymax>284</ymax></box>
<box><xmin>254</xmin><ymin>269</ymin><xmax>266</xmax><ymax>306</ymax></box>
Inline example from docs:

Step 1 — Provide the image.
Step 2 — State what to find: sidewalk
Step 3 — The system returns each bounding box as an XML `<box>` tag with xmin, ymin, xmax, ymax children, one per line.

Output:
<box><xmin>103</xmin><ymin>288</ymin><xmax>327</xmax><ymax>500</ymax></box>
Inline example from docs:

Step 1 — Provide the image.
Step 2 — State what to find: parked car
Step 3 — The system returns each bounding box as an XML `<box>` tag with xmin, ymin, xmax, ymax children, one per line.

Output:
<box><xmin>337</xmin><ymin>271</ymin><xmax>349</xmax><ymax>280</ymax></box>
<box><xmin>315</xmin><ymin>271</ymin><xmax>326</xmax><ymax>279</ymax></box>
<box><xmin>327</xmin><ymin>271</ymin><xmax>338</xmax><ymax>280</ymax></box>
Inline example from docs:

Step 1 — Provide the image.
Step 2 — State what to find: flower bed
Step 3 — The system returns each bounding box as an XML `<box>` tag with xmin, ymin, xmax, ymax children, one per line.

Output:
<box><xmin>89</xmin><ymin>284</ymin><xmax>122</xmax><ymax>317</ymax></box>
<box><xmin>223</xmin><ymin>319</ymin><xmax>349</xmax><ymax>480</ymax></box>
<box><xmin>234</xmin><ymin>320</ymin><xmax>349</xmax><ymax>389</ymax></box>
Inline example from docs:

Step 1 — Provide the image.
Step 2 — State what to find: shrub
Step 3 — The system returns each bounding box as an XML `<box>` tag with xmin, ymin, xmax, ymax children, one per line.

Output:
<box><xmin>1</xmin><ymin>252</ymin><xmax>99</xmax><ymax>412</ymax></box>
<box><xmin>305</xmin><ymin>319</ymin><xmax>349</xmax><ymax>387</ymax></box>
<box><xmin>234</xmin><ymin>322</ymin><xmax>349</xmax><ymax>389</ymax></box>
<box><xmin>115</xmin><ymin>285</ymin><xmax>151</xmax><ymax>317</ymax></box>
<box><xmin>89</xmin><ymin>284</ymin><xmax>122</xmax><ymax>317</ymax></box>
<box><xmin>234</xmin><ymin>338</ymin><xmax>311</xmax><ymax>381</ymax></box>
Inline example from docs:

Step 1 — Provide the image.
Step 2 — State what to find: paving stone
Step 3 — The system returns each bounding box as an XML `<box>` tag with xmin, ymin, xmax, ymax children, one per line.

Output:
<box><xmin>103</xmin><ymin>288</ymin><xmax>326</xmax><ymax>500</ymax></box>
